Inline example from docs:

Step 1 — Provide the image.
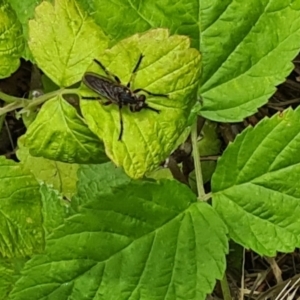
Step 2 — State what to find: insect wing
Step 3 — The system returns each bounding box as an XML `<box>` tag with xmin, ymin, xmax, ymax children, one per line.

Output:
<box><xmin>83</xmin><ymin>72</ymin><xmax>116</xmax><ymax>100</ymax></box>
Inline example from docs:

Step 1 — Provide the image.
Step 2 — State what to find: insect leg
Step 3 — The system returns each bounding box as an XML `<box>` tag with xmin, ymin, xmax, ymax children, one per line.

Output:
<box><xmin>133</xmin><ymin>88</ymin><xmax>169</xmax><ymax>98</ymax></box>
<box><xmin>144</xmin><ymin>105</ymin><xmax>160</xmax><ymax>113</ymax></box>
<box><xmin>132</xmin><ymin>54</ymin><xmax>144</xmax><ymax>74</ymax></box>
<box><xmin>127</xmin><ymin>54</ymin><xmax>144</xmax><ymax>88</ymax></box>
<box><xmin>81</xmin><ymin>96</ymin><xmax>101</xmax><ymax>100</ymax></box>
<box><xmin>103</xmin><ymin>101</ymin><xmax>112</xmax><ymax>106</ymax></box>
<box><xmin>118</xmin><ymin>103</ymin><xmax>124</xmax><ymax>141</ymax></box>
<box><xmin>93</xmin><ymin>59</ymin><xmax>121</xmax><ymax>84</ymax></box>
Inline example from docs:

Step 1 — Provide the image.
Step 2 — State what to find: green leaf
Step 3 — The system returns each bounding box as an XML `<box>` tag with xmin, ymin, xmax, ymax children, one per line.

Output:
<box><xmin>17</xmin><ymin>136</ymin><xmax>79</xmax><ymax>199</ymax></box>
<box><xmin>212</xmin><ymin>107</ymin><xmax>300</xmax><ymax>256</ymax></box>
<box><xmin>80</xmin><ymin>28</ymin><xmax>201</xmax><ymax>178</ymax></box>
<box><xmin>28</xmin><ymin>0</ymin><xmax>109</xmax><ymax>87</ymax></box>
<box><xmin>0</xmin><ymin>156</ymin><xmax>44</xmax><ymax>258</ymax></box>
<box><xmin>23</xmin><ymin>96</ymin><xmax>109</xmax><ymax>164</ymax></box>
<box><xmin>72</xmin><ymin>162</ymin><xmax>131</xmax><ymax>209</ymax></box>
<box><xmin>10</xmin><ymin>180</ymin><xmax>228</xmax><ymax>300</ymax></box>
<box><xmin>0</xmin><ymin>256</ymin><xmax>27</xmax><ymax>299</ymax></box>
<box><xmin>8</xmin><ymin>0</ymin><xmax>42</xmax><ymax>60</ymax></box>
<box><xmin>0</xmin><ymin>1</ymin><xmax>24</xmax><ymax>78</ymax></box>
<box><xmin>90</xmin><ymin>0</ymin><xmax>199</xmax><ymax>48</ymax></box>
<box><xmin>199</xmin><ymin>0</ymin><xmax>300</xmax><ymax>121</ymax></box>
<box><xmin>40</xmin><ymin>184</ymin><xmax>72</xmax><ymax>235</ymax></box>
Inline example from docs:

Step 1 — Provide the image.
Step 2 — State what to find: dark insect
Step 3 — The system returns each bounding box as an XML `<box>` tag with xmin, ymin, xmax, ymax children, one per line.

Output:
<box><xmin>82</xmin><ymin>54</ymin><xmax>168</xmax><ymax>141</ymax></box>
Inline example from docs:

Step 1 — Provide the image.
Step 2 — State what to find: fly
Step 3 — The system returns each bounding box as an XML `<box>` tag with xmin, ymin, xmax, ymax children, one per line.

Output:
<box><xmin>82</xmin><ymin>54</ymin><xmax>168</xmax><ymax>141</ymax></box>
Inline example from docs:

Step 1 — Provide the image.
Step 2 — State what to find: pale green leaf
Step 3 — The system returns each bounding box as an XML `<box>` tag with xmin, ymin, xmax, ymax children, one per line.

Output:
<box><xmin>8</xmin><ymin>0</ymin><xmax>43</xmax><ymax>60</ymax></box>
<box><xmin>10</xmin><ymin>180</ymin><xmax>228</xmax><ymax>300</ymax></box>
<box><xmin>0</xmin><ymin>1</ymin><xmax>24</xmax><ymax>77</ymax></box>
<box><xmin>212</xmin><ymin>107</ymin><xmax>300</xmax><ymax>256</ymax></box>
<box><xmin>17</xmin><ymin>136</ymin><xmax>79</xmax><ymax>199</ymax></box>
<box><xmin>199</xmin><ymin>0</ymin><xmax>300</xmax><ymax>121</ymax></box>
<box><xmin>0</xmin><ymin>156</ymin><xmax>44</xmax><ymax>258</ymax></box>
<box><xmin>28</xmin><ymin>0</ymin><xmax>109</xmax><ymax>87</ymax></box>
<box><xmin>80</xmin><ymin>28</ymin><xmax>201</xmax><ymax>178</ymax></box>
<box><xmin>23</xmin><ymin>95</ymin><xmax>109</xmax><ymax>164</ymax></box>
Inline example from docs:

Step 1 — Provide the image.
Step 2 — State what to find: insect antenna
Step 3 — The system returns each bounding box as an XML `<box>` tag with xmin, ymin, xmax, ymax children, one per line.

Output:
<box><xmin>133</xmin><ymin>88</ymin><xmax>169</xmax><ymax>98</ymax></box>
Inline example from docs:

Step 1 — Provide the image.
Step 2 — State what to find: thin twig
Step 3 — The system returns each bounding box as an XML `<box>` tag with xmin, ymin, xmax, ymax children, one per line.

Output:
<box><xmin>4</xmin><ymin>120</ymin><xmax>14</xmax><ymax>151</ymax></box>
<box><xmin>268</xmin><ymin>98</ymin><xmax>300</xmax><ymax>107</ymax></box>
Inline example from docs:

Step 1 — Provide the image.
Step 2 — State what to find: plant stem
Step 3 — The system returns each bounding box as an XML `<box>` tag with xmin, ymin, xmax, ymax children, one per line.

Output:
<box><xmin>0</xmin><ymin>87</ymin><xmax>81</xmax><ymax>117</ymax></box>
<box><xmin>19</xmin><ymin>88</ymin><xmax>65</xmax><ymax>112</ymax></box>
<box><xmin>220</xmin><ymin>274</ymin><xmax>232</xmax><ymax>300</ymax></box>
<box><xmin>0</xmin><ymin>102</ymin><xmax>26</xmax><ymax>116</ymax></box>
<box><xmin>191</xmin><ymin>119</ymin><xmax>206</xmax><ymax>201</ymax></box>
<box><xmin>0</xmin><ymin>91</ymin><xmax>27</xmax><ymax>103</ymax></box>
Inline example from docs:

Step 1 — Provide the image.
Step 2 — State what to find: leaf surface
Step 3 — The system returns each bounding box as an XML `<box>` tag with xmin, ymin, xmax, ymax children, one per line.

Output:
<box><xmin>10</xmin><ymin>180</ymin><xmax>228</xmax><ymax>300</ymax></box>
<box><xmin>212</xmin><ymin>107</ymin><xmax>300</xmax><ymax>256</ymax></box>
<box><xmin>0</xmin><ymin>157</ymin><xmax>43</xmax><ymax>258</ymax></box>
<box><xmin>0</xmin><ymin>1</ymin><xmax>24</xmax><ymax>77</ymax></box>
<box><xmin>28</xmin><ymin>0</ymin><xmax>108</xmax><ymax>86</ymax></box>
<box><xmin>199</xmin><ymin>0</ymin><xmax>300</xmax><ymax>121</ymax></box>
<box><xmin>23</xmin><ymin>95</ymin><xmax>109</xmax><ymax>164</ymax></box>
<box><xmin>17</xmin><ymin>136</ymin><xmax>79</xmax><ymax>199</ymax></box>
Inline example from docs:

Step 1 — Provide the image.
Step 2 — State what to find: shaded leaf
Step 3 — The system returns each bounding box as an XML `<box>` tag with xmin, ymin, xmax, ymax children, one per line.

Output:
<box><xmin>0</xmin><ymin>256</ymin><xmax>27</xmax><ymax>299</ymax></box>
<box><xmin>0</xmin><ymin>156</ymin><xmax>43</xmax><ymax>258</ymax></box>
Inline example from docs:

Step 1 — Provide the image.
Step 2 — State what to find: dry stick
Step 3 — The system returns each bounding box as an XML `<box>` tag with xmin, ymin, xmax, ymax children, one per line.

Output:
<box><xmin>240</xmin><ymin>248</ymin><xmax>245</xmax><ymax>300</ymax></box>
<box><xmin>4</xmin><ymin>120</ymin><xmax>14</xmax><ymax>151</ymax></box>
<box><xmin>268</xmin><ymin>98</ymin><xmax>300</xmax><ymax>107</ymax></box>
